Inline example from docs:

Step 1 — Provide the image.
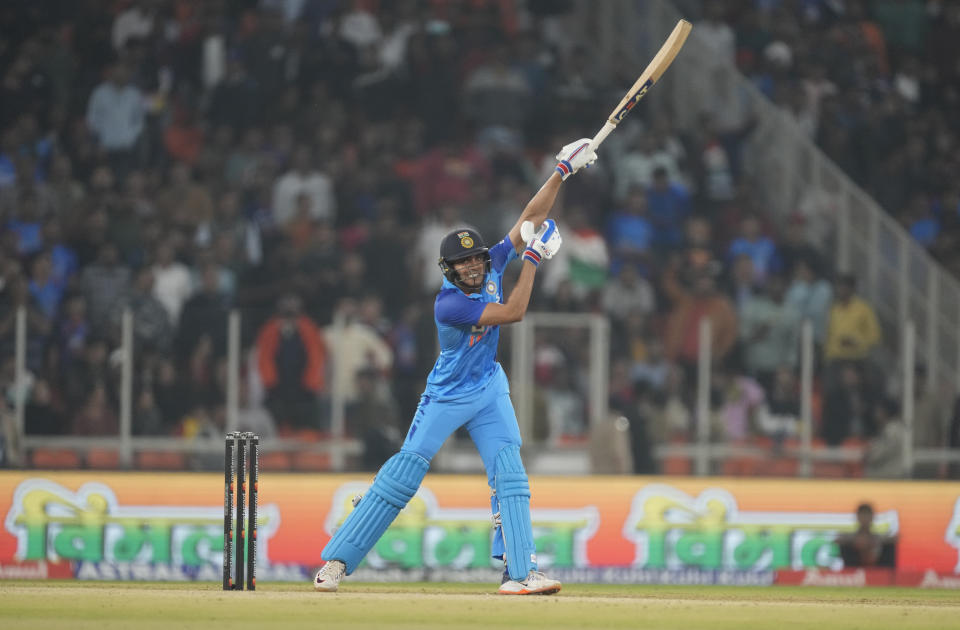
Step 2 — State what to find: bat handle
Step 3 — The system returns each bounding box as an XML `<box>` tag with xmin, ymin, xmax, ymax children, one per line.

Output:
<box><xmin>587</xmin><ymin>121</ymin><xmax>617</xmax><ymax>155</ymax></box>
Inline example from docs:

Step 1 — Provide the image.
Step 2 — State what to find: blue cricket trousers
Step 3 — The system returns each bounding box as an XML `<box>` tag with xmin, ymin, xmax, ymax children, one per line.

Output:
<box><xmin>402</xmin><ymin>366</ymin><xmax>521</xmax><ymax>487</ymax></box>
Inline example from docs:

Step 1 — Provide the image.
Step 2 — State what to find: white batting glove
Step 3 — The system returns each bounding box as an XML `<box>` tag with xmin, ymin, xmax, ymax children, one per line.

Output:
<box><xmin>554</xmin><ymin>138</ymin><xmax>598</xmax><ymax>180</ymax></box>
<box><xmin>521</xmin><ymin>219</ymin><xmax>562</xmax><ymax>267</ymax></box>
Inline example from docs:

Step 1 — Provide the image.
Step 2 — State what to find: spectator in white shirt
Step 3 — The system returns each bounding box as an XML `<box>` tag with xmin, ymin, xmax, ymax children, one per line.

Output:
<box><xmin>111</xmin><ymin>1</ymin><xmax>155</xmax><ymax>52</ymax></box>
<box><xmin>602</xmin><ymin>264</ymin><xmax>655</xmax><ymax>324</ymax></box>
<box><xmin>151</xmin><ymin>240</ymin><xmax>192</xmax><ymax>325</ymax></box>
<box><xmin>86</xmin><ymin>62</ymin><xmax>145</xmax><ymax>154</ymax></box>
<box><xmin>324</xmin><ymin>297</ymin><xmax>393</xmax><ymax>404</ymax></box>
<box><xmin>338</xmin><ymin>0</ymin><xmax>383</xmax><ymax>50</ymax></box>
<box><xmin>415</xmin><ymin>205</ymin><xmax>463</xmax><ymax>294</ymax></box>
<box><xmin>614</xmin><ymin>134</ymin><xmax>679</xmax><ymax>202</ymax></box>
<box><xmin>271</xmin><ymin>145</ymin><xmax>336</xmax><ymax>226</ymax></box>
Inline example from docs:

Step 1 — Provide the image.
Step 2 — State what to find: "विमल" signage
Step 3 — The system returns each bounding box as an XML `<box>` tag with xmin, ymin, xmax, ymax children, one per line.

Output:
<box><xmin>1</xmin><ymin>472</ymin><xmax>958</xmax><ymax>583</ymax></box>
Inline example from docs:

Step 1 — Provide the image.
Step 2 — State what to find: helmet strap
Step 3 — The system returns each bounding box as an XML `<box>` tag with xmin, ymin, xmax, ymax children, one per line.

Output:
<box><xmin>454</xmin><ymin>269</ymin><xmax>481</xmax><ymax>293</ymax></box>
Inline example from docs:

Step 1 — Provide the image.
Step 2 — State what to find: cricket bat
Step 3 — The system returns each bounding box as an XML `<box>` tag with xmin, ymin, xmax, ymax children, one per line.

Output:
<box><xmin>587</xmin><ymin>19</ymin><xmax>692</xmax><ymax>153</ymax></box>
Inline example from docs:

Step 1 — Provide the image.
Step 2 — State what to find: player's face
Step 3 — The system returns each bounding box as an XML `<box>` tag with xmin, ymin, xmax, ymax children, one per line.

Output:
<box><xmin>453</xmin><ymin>254</ymin><xmax>486</xmax><ymax>290</ymax></box>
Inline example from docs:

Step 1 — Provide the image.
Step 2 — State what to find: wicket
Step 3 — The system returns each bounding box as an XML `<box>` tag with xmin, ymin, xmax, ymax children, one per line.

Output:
<box><xmin>223</xmin><ymin>432</ymin><xmax>259</xmax><ymax>590</ymax></box>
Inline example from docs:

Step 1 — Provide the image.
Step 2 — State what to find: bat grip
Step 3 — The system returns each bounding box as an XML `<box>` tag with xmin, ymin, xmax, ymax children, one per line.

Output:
<box><xmin>587</xmin><ymin>122</ymin><xmax>617</xmax><ymax>154</ymax></box>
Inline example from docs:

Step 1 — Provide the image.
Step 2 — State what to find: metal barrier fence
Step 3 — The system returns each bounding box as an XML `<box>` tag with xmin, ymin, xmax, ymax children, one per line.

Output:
<box><xmin>6</xmin><ymin>306</ymin><xmax>362</xmax><ymax>471</ymax></box>
<box><xmin>6</xmin><ymin>305</ymin><xmax>960</xmax><ymax>476</ymax></box>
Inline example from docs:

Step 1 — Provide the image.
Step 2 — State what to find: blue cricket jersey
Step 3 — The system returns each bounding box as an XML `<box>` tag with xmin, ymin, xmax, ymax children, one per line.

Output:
<box><xmin>425</xmin><ymin>234</ymin><xmax>518</xmax><ymax>400</ymax></box>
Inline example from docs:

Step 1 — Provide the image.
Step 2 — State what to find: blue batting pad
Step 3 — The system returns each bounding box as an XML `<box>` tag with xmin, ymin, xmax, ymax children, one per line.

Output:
<box><xmin>494</xmin><ymin>445</ymin><xmax>537</xmax><ymax>580</ymax></box>
<box><xmin>322</xmin><ymin>450</ymin><xmax>429</xmax><ymax>574</ymax></box>
<box><xmin>490</xmin><ymin>492</ymin><xmax>505</xmax><ymax>561</ymax></box>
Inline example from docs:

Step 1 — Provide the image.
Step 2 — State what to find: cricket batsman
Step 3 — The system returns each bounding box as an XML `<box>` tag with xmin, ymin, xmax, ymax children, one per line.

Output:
<box><xmin>313</xmin><ymin>139</ymin><xmax>598</xmax><ymax>595</ymax></box>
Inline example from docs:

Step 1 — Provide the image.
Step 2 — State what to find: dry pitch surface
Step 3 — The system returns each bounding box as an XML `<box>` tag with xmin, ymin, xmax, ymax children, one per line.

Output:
<box><xmin>2</xmin><ymin>581</ymin><xmax>960</xmax><ymax>630</ymax></box>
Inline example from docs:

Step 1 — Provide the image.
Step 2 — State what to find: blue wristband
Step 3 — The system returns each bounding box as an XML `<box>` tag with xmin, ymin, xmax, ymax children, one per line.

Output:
<box><xmin>555</xmin><ymin>160</ymin><xmax>572</xmax><ymax>179</ymax></box>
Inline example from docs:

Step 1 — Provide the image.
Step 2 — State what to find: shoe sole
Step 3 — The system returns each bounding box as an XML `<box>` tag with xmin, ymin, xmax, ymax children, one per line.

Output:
<box><xmin>313</xmin><ymin>580</ymin><xmax>339</xmax><ymax>592</ymax></box>
<box><xmin>498</xmin><ymin>584</ymin><xmax>562</xmax><ymax>595</ymax></box>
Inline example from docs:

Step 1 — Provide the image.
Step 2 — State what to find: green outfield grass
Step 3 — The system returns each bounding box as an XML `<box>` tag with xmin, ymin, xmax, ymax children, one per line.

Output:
<box><xmin>2</xmin><ymin>581</ymin><xmax>959</xmax><ymax>630</ymax></box>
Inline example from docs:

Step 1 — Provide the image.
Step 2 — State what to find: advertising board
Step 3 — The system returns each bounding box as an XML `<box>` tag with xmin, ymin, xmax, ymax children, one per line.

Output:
<box><xmin>1</xmin><ymin>473</ymin><xmax>957</xmax><ymax>584</ymax></box>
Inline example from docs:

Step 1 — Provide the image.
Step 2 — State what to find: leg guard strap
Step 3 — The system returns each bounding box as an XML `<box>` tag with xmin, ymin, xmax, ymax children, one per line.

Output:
<box><xmin>322</xmin><ymin>451</ymin><xmax>429</xmax><ymax>574</ymax></box>
<box><xmin>494</xmin><ymin>445</ymin><xmax>537</xmax><ymax>580</ymax></box>
<box><xmin>490</xmin><ymin>491</ymin><xmax>505</xmax><ymax>561</ymax></box>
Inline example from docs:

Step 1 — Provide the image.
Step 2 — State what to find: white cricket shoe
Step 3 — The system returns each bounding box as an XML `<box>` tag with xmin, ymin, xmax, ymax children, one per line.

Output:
<box><xmin>313</xmin><ymin>560</ymin><xmax>346</xmax><ymax>592</ymax></box>
<box><xmin>498</xmin><ymin>570</ymin><xmax>562</xmax><ymax>595</ymax></box>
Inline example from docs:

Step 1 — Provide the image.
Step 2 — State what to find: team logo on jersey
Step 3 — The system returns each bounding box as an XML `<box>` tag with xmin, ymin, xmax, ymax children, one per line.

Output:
<box><xmin>486</xmin><ymin>281</ymin><xmax>497</xmax><ymax>295</ymax></box>
<box><xmin>459</xmin><ymin>232</ymin><xmax>474</xmax><ymax>249</ymax></box>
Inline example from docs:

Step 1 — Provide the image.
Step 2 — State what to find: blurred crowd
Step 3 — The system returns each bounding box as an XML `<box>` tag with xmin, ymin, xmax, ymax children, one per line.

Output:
<box><xmin>0</xmin><ymin>0</ymin><xmax>957</xmax><ymax>476</ymax></box>
<box><xmin>723</xmin><ymin>0</ymin><xmax>960</xmax><ymax>275</ymax></box>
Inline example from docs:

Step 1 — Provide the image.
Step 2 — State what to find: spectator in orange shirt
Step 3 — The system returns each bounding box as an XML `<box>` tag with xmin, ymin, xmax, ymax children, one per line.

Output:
<box><xmin>163</xmin><ymin>105</ymin><xmax>204</xmax><ymax>166</ymax></box>
<box><xmin>256</xmin><ymin>294</ymin><xmax>327</xmax><ymax>429</ymax></box>
<box><xmin>663</xmin><ymin>264</ymin><xmax>738</xmax><ymax>374</ymax></box>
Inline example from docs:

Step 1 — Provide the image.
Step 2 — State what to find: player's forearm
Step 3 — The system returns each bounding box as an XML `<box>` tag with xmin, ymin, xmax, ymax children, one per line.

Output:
<box><xmin>519</xmin><ymin>172</ymin><xmax>563</xmax><ymax>228</ymax></box>
<box><xmin>477</xmin><ymin>247</ymin><xmax>545</xmax><ymax>327</ymax></box>
<box><xmin>508</xmin><ymin>172</ymin><xmax>564</xmax><ymax>253</ymax></box>
<box><xmin>502</xmin><ymin>260</ymin><xmax>538</xmax><ymax>322</ymax></box>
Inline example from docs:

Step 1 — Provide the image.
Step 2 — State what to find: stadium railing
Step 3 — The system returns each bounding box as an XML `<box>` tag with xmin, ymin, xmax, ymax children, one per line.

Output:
<box><xmin>8</xmin><ymin>306</ymin><xmax>960</xmax><ymax>476</ymax></box>
<box><xmin>7</xmin><ymin>306</ymin><xmax>362</xmax><ymax>472</ymax></box>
